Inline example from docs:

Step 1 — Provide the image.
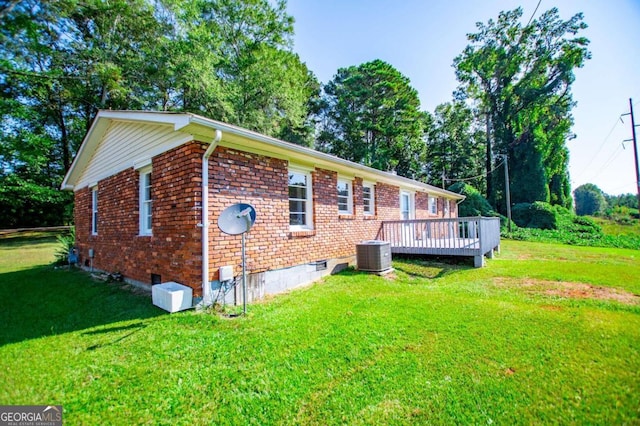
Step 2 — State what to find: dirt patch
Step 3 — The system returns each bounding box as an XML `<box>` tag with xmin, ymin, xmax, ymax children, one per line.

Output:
<box><xmin>543</xmin><ymin>283</ymin><xmax>639</xmax><ymax>304</ymax></box>
<box><xmin>493</xmin><ymin>277</ymin><xmax>640</xmax><ymax>305</ymax></box>
<box><xmin>383</xmin><ymin>271</ymin><xmax>398</xmax><ymax>281</ymax></box>
<box><xmin>540</xmin><ymin>305</ymin><xmax>563</xmax><ymax>311</ymax></box>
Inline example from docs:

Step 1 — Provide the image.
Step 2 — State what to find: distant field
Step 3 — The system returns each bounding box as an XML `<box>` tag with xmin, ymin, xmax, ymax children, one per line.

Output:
<box><xmin>1</xmin><ymin>235</ymin><xmax>638</xmax><ymax>424</ymax></box>
<box><xmin>592</xmin><ymin>215</ymin><xmax>640</xmax><ymax>237</ymax></box>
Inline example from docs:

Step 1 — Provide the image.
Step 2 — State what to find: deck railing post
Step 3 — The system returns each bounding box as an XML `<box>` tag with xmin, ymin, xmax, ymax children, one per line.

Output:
<box><xmin>378</xmin><ymin>216</ymin><xmax>500</xmax><ymax>267</ymax></box>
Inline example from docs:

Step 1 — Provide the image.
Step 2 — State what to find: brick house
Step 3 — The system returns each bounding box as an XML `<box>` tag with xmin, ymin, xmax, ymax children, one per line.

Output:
<box><xmin>62</xmin><ymin>110</ymin><xmax>463</xmax><ymax>306</ymax></box>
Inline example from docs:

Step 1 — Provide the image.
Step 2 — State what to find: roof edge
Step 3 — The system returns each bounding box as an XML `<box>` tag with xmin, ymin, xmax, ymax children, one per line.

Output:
<box><xmin>62</xmin><ymin>110</ymin><xmax>464</xmax><ymax>200</ymax></box>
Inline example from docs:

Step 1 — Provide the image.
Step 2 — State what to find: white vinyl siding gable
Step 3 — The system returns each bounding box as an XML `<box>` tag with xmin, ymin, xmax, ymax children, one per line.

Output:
<box><xmin>75</xmin><ymin>121</ymin><xmax>192</xmax><ymax>190</ymax></box>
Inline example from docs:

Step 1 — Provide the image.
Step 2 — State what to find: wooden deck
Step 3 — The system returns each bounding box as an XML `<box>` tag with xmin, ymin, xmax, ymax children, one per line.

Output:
<box><xmin>378</xmin><ymin>217</ymin><xmax>501</xmax><ymax>267</ymax></box>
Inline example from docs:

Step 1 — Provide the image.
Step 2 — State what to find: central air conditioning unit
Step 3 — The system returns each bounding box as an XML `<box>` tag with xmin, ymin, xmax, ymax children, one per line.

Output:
<box><xmin>356</xmin><ymin>240</ymin><xmax>392</xmax><ymax>273</ymax></box>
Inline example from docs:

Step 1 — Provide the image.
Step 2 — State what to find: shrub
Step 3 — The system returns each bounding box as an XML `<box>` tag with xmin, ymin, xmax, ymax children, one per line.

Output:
<box><xmin>447</xmin><ymin>183</ymin><xmax>496</xmax><ymax>217</ymax></box>
<box><xmin>511</xmin><ymin>202</ymin><xmax>558</xmax><ymax>230</ymax></box>
<box><xmin>54</xmin><ymin>227</ymin><xmax>76</xmax><ymax>265</ymax></box>
<box><xmin>569</xmin><ymin>215</ymin><xmax>602</xmax><ymax>234</ymax></box>
<box><xmin>511</xmin><ymin>203</ymin><xmax>532</xmax><ymax>228</ymax></box>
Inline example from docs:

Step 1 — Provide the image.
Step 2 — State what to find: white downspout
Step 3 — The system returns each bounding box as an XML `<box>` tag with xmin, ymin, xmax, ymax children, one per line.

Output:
<box><xmin>456</xmin><ymin>196</ymin><xmax>466</xmax><ymax>217</ymax></box>
<box><xmin>201</xmin><ymin>129</ymin><xmax>222</xmax><ymax>306</ymax></box>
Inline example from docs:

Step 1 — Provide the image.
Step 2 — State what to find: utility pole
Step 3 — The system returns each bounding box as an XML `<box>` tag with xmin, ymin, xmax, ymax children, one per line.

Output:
<box><xmin>498</xmin><ymin>154</ymin><xmax>512</xmax><ymax>232</ymax></box>
<box><xmin>622</xmin><ymin>98</ymin><xmax>640</xmax><ymax>212</ymax></box>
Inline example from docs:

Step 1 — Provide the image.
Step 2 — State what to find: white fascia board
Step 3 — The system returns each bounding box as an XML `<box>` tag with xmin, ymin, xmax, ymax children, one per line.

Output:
<box><xmin>189</xmin><ymin>114</ymin><xmax>463</xmax><ymax>200</ymax></box>
<box><xmin>96</xmin><ymin>110</ymin><xmax>191</xmax><ymax>131</ymax></box>
<box><xmin>63</xmin><ymin>109</ymin><xmax>463</xmax><ymax>201</ymax></box>
<box><xmin>61</xmin><ymin>115</ymin><xmax>111</xmax><ymax>190</ymax></box>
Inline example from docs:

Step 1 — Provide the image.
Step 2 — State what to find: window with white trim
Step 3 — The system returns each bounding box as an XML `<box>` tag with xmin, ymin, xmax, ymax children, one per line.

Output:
<box><xmin>444</xmin><ymin>199</ymin><xmax>450</xmax><ymax>216</ymax></box>
<box><xmin>337</xmin><ymin>178</ymin><xmax>353</xmax><ymax>214</ymax></box>
<box><xmin>428</xmin><ymin>196</ymin><xmax>437</xmax><ymax>215</ymax></box>
<box><xmin>289</xmin><ymin>168</ymin><xmax>313</xmax><ymax>229</ymax></box>
<box><xmin>139</xmin><ymin>168</ymin><xmax>153</xmax><ymax>235</ymax></box>
<box><xmin>363</xmin><ymin>183</ymin><xmax>375</xmax><ymax>215</ymax></box>
<box><xmin>91</xmin><ymin>187</ymin><xmax>98</xmax><ymax>235</ymax></box>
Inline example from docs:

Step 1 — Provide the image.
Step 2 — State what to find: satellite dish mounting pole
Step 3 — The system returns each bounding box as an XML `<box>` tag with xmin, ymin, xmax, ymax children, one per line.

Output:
<box><xmin>241</xmin><ymin>232</ymin><xmax>247</xmax><ymax>315</ymax></box>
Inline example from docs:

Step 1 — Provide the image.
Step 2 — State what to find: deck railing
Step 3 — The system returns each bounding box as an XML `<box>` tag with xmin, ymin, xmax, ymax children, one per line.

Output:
<box><xmin>378</xmin><ymin>216</ymin><xmax>501</xmax><ymax>266</ymax></box>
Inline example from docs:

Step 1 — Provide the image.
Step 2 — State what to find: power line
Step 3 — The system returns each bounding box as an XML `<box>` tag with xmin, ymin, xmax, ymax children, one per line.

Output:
<box><xmin>586</xmin><ymin>143</ymin><xmax>625</xmax><ymax>181</ymax></box>
<box><xmin>526</xmin><ymin>0</ymin><xmax>543</xmax><ymax>27</ymax></box>
<box><xmin>572</xmin><ymin>117</ymin><xmax>621</xmax><ymax>180</ymax></box>
<box><xmin>445</xmin><ymin>158</ymin><xmax>505</xmax><ymax>183</ymax></box>
<box><xmin>606</xmin><ymin>182</ymin><xmax>637</xmax><ymax>193</ymax></box>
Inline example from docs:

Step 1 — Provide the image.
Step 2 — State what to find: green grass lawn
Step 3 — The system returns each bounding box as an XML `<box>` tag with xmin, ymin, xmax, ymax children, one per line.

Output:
<box><xmin>1</xmin><ymin>236</ymin><xmax>639</xmax><ymax>424</ymax></box>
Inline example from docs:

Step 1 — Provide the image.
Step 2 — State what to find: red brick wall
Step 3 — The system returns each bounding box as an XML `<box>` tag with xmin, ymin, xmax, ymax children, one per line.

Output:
<box><xmin>75</xmin><ymin>141</ymin><xmax>458</xmax><ymax>296</ymax></box>
<box><xmin>205</xmin><ymin>147</ymin><xmax>440</xmax><ymax>285</ymax></box>
<box><xmin>74</xmin><ymin>142</ymin><xmax>204</xmax><ymax>288</ymax></box>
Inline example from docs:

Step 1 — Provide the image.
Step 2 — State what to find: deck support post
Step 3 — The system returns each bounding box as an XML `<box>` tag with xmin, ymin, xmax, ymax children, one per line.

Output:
<box><xmin>486</xmin><ymin>248</ymin><xmax>494</xmax><ymax>259</ymax></box>
<box><xmin>474</xmin><ymin>255</ymin><xmax>485</xmax><ymax>268</ymax></box>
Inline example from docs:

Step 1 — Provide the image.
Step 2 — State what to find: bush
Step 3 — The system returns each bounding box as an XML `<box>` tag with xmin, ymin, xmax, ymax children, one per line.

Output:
<box><xmin>569</xmin><ymin>215</ymin><xmax>602</xmax><ymax>234</ymax></box>
<box><xmin>502</xmin><ymin>226</ymin><xmax>639</xmax><ymax>250</ymax></box>
<box><xmin>511</xmin><ymin>202</ymin><xmax>558</xmax><ymax>230</ymax></box>
<box><xmin>54</xmin><ymin>227</ymin><xmax>76</xmax><ymax>265</ymax></box>
<box><xmin>447</xmin><ymin>183</ymin><xmax>497</xmax><ymax>217</ymax></box>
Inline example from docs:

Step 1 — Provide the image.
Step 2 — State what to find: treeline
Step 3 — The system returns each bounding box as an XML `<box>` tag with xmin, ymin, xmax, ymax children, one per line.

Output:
<box><xmin>574</xmin><ymin>184</ymin><xmax>639</xmax><ymax>217</ymax></box>
<box><xmin>1</xmin><ymin>1</ymin><xmax>590</xmax><ymax>227</ymax></box>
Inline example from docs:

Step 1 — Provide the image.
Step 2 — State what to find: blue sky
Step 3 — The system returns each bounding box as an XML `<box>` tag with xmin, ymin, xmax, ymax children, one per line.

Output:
<box><xmin>287</xmin><ymin>0</ymin><xmax>640</xmax><ymax>196</ymax></box>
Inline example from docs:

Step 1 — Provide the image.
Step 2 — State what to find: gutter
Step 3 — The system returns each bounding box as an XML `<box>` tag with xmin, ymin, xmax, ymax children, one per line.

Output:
<box><xmin>189</xmin><ymin>115</ymin><xmax>463</xmax><ymax>201</ymax></box>
<box><xmin>201</xmin><ymin>129</ymin><xmax>222</xmax><ymax>306</ymax></box>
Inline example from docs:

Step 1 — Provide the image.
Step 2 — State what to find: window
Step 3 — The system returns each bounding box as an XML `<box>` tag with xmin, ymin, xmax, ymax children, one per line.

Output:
<box><xmin>363</xmin><ymin>183</ymin><xmax>375</xmax><ymax>215</ymax></box>
<box><xmin>289</xmin><ymin>168</ymin><xmax>313</xmax><ymax>229</ymax></box>
<box><xmin>429</xmin><ymin>196</ymin><xmax>437</xmax><ymax>215</ymax></box>
<box><xmin>444</xmin><ymin>199</ymin><xmax>450</xmax><ymax>216</ymax></box>
<box><xmin>337</xmin><ymin>178</ymin><xmax>353</xmax><ymax>214</ymax></box>
<box><xmin>139</xmin><ymin>168</ymin><xmax>152</xmax><ymax>235</ymax></box>
<box><xmin>91</xmin><ymin>187</ymin><xmax>98</xmax><ymax>235</ymax></box>
<box><xmin>400</xmin><ymin>191</ymin><xmax>414</xmax><ymax>220</ymax></box>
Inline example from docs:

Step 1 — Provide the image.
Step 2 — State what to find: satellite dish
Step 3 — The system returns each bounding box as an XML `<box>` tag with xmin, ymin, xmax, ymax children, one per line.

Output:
<box><xmin>218</xmin><ymin>203</ymin><xmax>257</xmax><ymax>235</ymax></box>
<box><xmin>216</xmin><ymin>203</ymin><xmax>257</xmax><ymax>316</ymax></box>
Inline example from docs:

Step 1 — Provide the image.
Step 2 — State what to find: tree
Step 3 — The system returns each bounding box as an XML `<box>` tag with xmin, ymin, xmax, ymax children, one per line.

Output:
<box><xmin>317</xmin><ymin>59</ymin><xmax>426</xmax><ymax>179</ymax></box>
<box><xmin>160</xmin><ymin>0</ymin><xmax>319</xmax><ymax>146</ymax></box>
<box><xmin>454</xmin><ymin>7</ymin><xmax>590</xmax><ymax>212</ymax></box>
<box><xmin>425</xmin><ymin>102</ymin><xmax>485</xmax><ymax>190</ymax></box>
<box><xmin>447</xmin><ymin>182</ymin><xmax>496</xmax><ymax>217</ymax></box>
<box><xmin>574</xmin><ymin>183</ymin><xmax>606</xmax><ymax>216</ymax></box>
<box><xmin>1</xmin><ymin>0</ymin><xmax>319</xmax><ymax>227</ymax></box>
<box><xmin>1</xmin><ymin>0</ymin><xmax>167</xmax><ymax>226</ymax></box>
<box><xmin>605</xmin><ymin>193</ymin><xmax>637</xmax><ymax>210</ymax></box>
